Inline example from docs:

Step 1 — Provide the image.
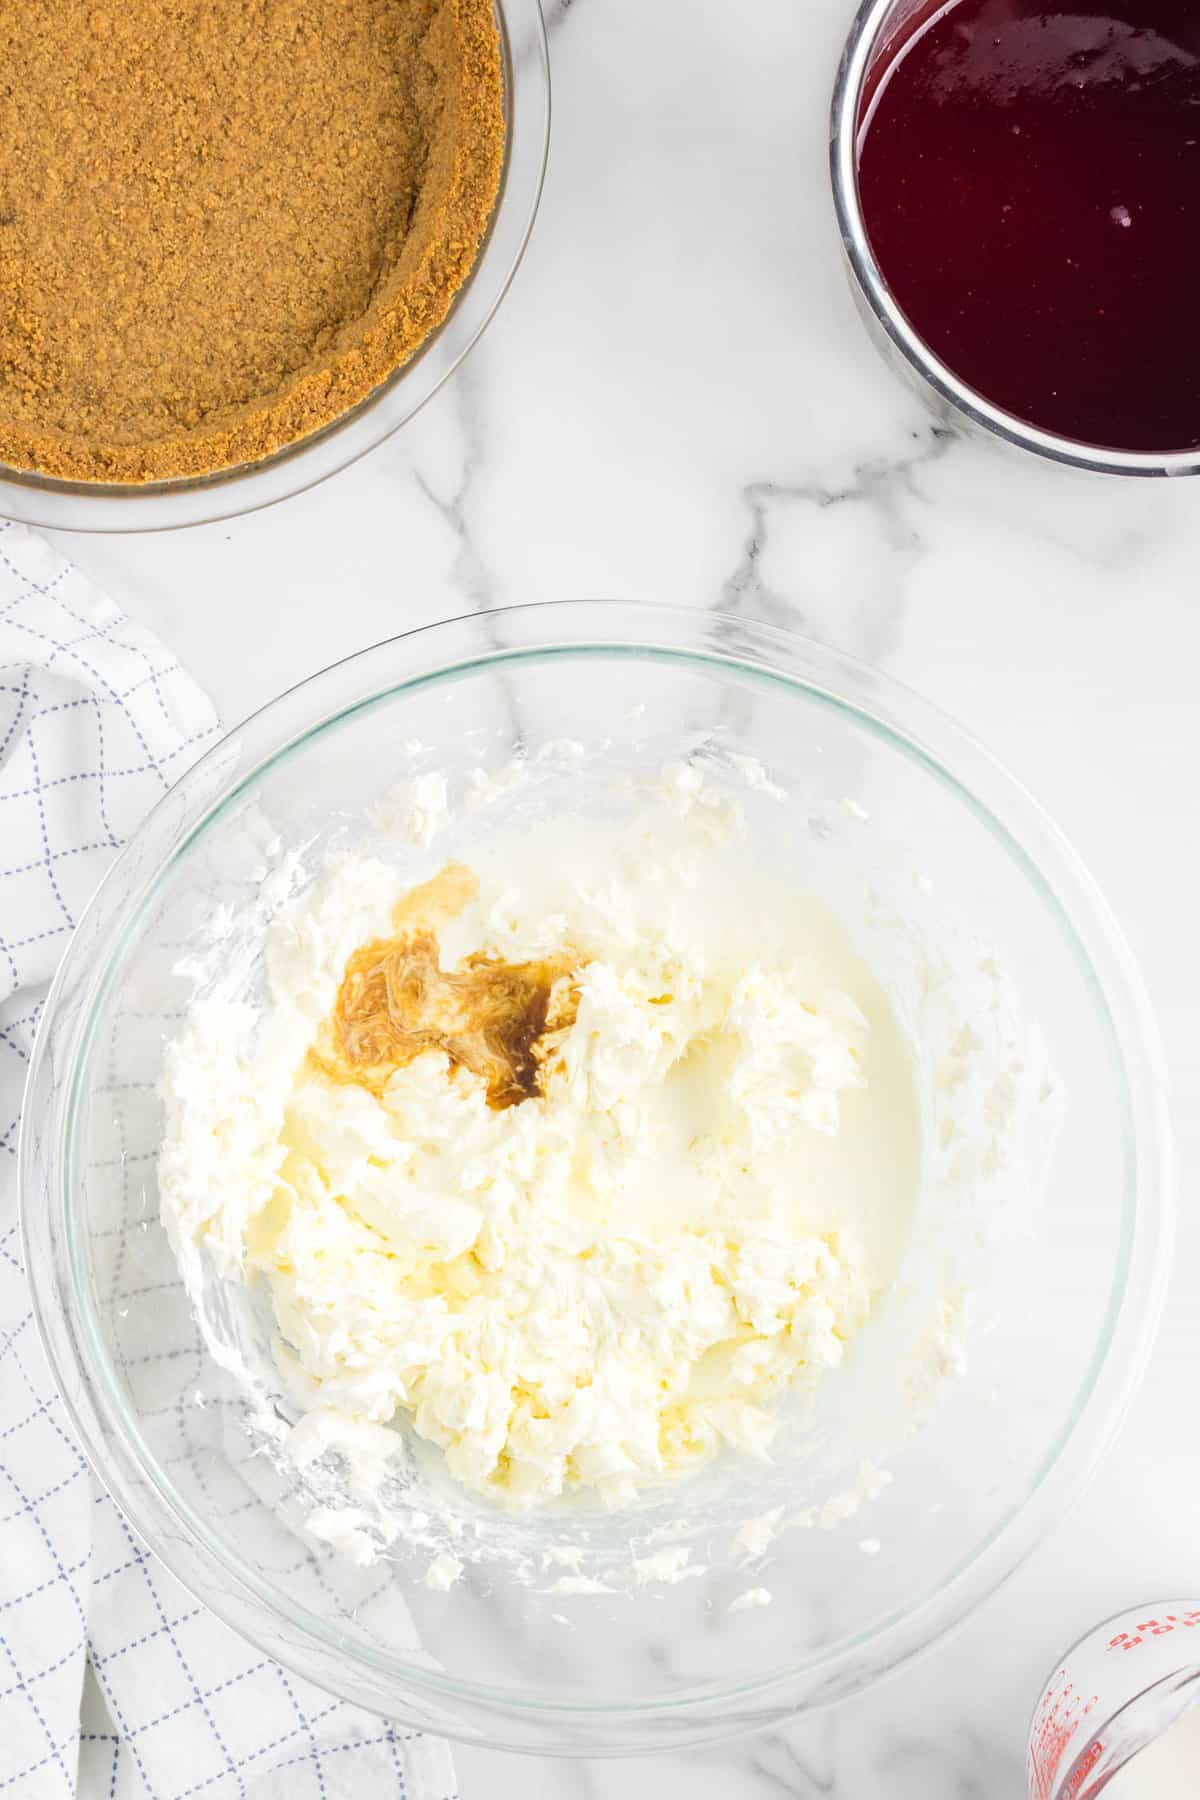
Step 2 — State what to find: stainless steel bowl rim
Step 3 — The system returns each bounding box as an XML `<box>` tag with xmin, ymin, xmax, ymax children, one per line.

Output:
<box><xmin>830</xmin><ymin>0</ymin><xmax>1200</xmax><ymax>479</ymax></box>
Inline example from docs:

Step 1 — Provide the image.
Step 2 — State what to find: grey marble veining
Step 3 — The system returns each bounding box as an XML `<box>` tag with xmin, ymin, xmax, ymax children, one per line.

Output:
<box><xmin>717</xmin><ymin>427</ymin><xmax>951</xmax><ymax>664</ymax></box>
<box><xmin>406</xmin><ymin>364</ymin><xmax>498</xmax><ymax>614</ymax></box>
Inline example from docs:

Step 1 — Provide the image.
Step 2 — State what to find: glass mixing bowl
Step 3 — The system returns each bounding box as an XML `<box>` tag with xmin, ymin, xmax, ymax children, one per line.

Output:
<box><xmin>22</xmin><ymin>602</ymin><xmax>1171</xmax><ymax>1753</ymax></box>
<box><xmin>0</xmin><ymin>0</ymin><xmax>549</xmax><ymax>534</ymax></box>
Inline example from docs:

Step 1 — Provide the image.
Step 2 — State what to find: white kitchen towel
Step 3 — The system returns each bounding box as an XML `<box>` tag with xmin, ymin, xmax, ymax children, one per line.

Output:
<box><xmin>0</xmin><ymin>521</ymin><xmax>458</xmax><ymax>1800</ymax></box>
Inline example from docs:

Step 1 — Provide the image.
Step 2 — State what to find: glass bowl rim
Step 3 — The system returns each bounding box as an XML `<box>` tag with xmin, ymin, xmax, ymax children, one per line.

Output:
<box><xmin>0</xmin><ymin>0</ymin><xmax>550</xmax><ymax>534</ymax></box>
<box><xmin>20</xmin><ymin>600</ymin><xmax>1174</xmax><ymax>1746</ymax></box>
<box><xmin>830</xmin><ymin>0</ymin><xmax>1200</xmax><ymax>479</ymax></box>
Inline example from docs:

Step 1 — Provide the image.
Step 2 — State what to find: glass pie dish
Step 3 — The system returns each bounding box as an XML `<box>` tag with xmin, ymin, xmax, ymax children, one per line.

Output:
<box><xmin>0</xmin><ymin>0</ymin><xmax>549</xmax><ymax>534</ymax></box>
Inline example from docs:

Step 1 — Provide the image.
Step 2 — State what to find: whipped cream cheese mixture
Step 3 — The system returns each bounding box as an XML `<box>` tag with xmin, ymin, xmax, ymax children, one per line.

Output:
<box><xmin>160</xmin><ymin>765</ymin><xmax>920</xmax><ymax>1515</ymax></box>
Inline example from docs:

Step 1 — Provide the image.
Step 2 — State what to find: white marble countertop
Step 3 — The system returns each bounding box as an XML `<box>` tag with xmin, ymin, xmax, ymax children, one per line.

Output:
<box><xmin>48</xmin><ymin>1</ymin><xmax>1200</xmax><ymax>1793</ymax></box>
